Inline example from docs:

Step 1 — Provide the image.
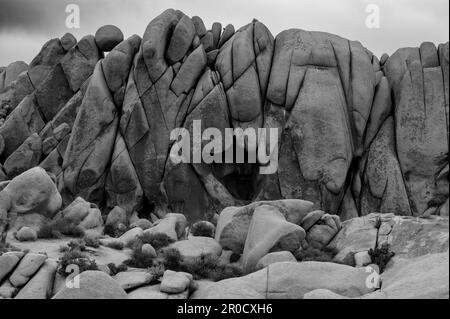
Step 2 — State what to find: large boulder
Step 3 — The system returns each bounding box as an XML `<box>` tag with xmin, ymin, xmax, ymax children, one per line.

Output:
<box><xmin>53</xmin><ymin>197</ymin><xmax>103</xmax><ymax>234</ymax></box>
<box><xmin>113</xmin><ymin>270</ymin><xmax>154</xmax><ymax>291</ymax></box>
<box><xmin>0</xmin><ymin>252</ymin><xmax>24</xmax><ymax>282</ymax></box>
<box><xmin>160</xmin><ymin>270</ymin><xmax>193</xmax><ymax>294</ymax></box>
<box><xmin>216</xmin><ymin>199</ymin><xmax>314</xmax><ymax>254</ymax></box>
<box><xmin>305</xmin><ymin>213</ymin><xmax>341</xmax><ymax>248</ymax></box>
<box><xmin>193</xmin><ymin>261</ymin><xmax>377</xmax><ymax>299</ymax></box>
<box><xmin>127</xmin><ymin>284</ymin><xmax>169</xmax><ymax>299</ymax></box>
<box><xmin>15</xmin><ymin>226</ymin><xmax>38</xmax><ymax>242</ymax></box>
<box><xmin>242</xmin><ymin>205</ymin><xmax>306</xmax><ymax>273</ymax></box>
<box><xmin>360</xmin><ymin>117</ymin><xmax>412</xmax><ymax>216</ymax></box>
<box><xmin>168</xmin><ymin>236</ymin><xmax>222</xmax><ymax>267</ymax></box>
<box><xmin>384</xmin><ymin>43</ymin><xmax>449</xmax><ymax>215</ymax></box>
<box><xmin>379</xmin><ymin>251</ymin><xmax>449</xmax><ymax>299</ymax></box>
<box><xmin>270</xmin><ymin>30</ymin><xmax>376</xmax><ymax>215</ymax></box>
<box><xmin>2</xmin><ymin>61</ymin><xmax>28</xmax><ymax>88</ymax></box>
<box><xmin>1</xmin><ymin>167</ymin><xmax>62</xmax><ymax>217</ymax></box>
<box><xmin>14</xmin><ymin>259</ymin><xmax>57</xmax><ymax>299</ymax></box>
<box><xmin>9</xmin><ymin>253</ymin><xmax>48</xmax><ymax>287</ymax></box>
<box><xmin>53</xmin><ymin>270</ymin><xmax>129</xmax><ymax>299</ymax></box>
<box><xmin>255</xmin><ymin>251</ymin><xmax>296</xmax><ymax>271</ymax></box>
<box><xmin>144</xmin><ymin>213</ymin><xmax>187</xmax><ymax>241</ymax></box>
<box><xmin>328</xmin><ymin>214</ymin><xmax>380</xmax><ymax>264</ymax></box>
<box><xmin>376</xmin><ymin>214</ymin><xmax>449</xmax><ymax>258</ymax></box>
<box><xmin>3</xmin><ymin>133</ymin><xmax>42</xmax><ymax>178</ymax></box>
<box><xmin>95</xmin><ymin>25</ymin><xmax>124</xmax><ymax>52</ymax></box>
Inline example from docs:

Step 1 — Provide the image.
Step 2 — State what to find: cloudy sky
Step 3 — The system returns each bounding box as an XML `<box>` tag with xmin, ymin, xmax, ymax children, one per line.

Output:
<box><xmin>0</xmin><ymin>0</ymin><xmax>448</xmax><ymax>65</ymax></box>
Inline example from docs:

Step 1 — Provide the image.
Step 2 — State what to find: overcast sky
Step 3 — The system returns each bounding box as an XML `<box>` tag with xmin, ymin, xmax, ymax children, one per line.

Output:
<box><xmin>0</xmin><ymin>0</ymin><xmax>448</xmax><ymax>66</ymax></box>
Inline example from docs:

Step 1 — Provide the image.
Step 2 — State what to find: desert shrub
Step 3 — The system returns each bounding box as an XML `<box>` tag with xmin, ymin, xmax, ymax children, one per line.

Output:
<box><xmin>57</xmin><ymin>241</ymin><xmax>98</xmax><ymax>276</ymax></box>
<box><xmin>427</xmin><ymin>194</ymin><xmax>448</xmax><ymax>209</ymax></box>
<box><xmin>83</xmin><ymin>234</ymin><xmax>100</xmax><ymax>248</ymax></box>
<box><xmin>105</xmin><ymin>240</ymin><xmax>124</xmax><ymax>250</ymax></box>
<box><xmin>104</xmin><ymin>223</ymin><xmax>128</xmax><ymax>238</ymax></box>
<box><xmin>107</xmin><ymin>263</ymin><xmax>128</xmax><ymax>276</ymax></box>
<box><xmin>134</xmin><ymin>232</ymin><xmax>175</xmax><ymax>250</ymax></box>
<box><xmin>124</xmin><ymin>240</ymin><xmax>156</xmax><ymax>268</ymax></box>
<box><xmin>180</xmin><ymin>253</ymin><xmax>242</xmax><ymax>281</ymax></box>
<box><xmin>37</xmin><ymin>219</ymin><xmax>85</xmax><ymax>239</ymax></box>
<box><xmin>368</xmin><ymin>243</ymin><xmax>395</xmax><ymax>273</ymax></box>
<box><xmin>294</xmin><ymin>246</ymin><xmax>339</xmax><ymax>263</ymax></box>
<box><xmin>147</xmin><ymin>260</ymin><xmax>166</xmax><ymax>278</ymax></box>
<box><xmin>160</xmin><ymin>248</ymin><xmax>183</xmax><ymax>271</ymax></box>
<box><xmin>191</xmin><ymin>222</ymin><xmax>214</xmax><ymax>237</ymax></box>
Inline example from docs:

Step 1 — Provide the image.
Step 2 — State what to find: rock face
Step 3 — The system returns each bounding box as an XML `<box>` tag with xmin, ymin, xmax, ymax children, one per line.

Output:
<box><xmin>0</xmin><ymin>9</ymin><xmax>447</xmax><ymax>224</ymax></box>
<box><xmin>329</xmin><ymin>213</ymin><xmax>449</xmax><ymax>265</ymax></box>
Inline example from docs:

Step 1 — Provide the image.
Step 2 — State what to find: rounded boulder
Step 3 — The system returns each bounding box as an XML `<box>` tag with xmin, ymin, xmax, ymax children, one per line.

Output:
<box><xmin>95</xmin><ymin>25</ymin><xmax>124</xmax><ymax>52</ymax></box>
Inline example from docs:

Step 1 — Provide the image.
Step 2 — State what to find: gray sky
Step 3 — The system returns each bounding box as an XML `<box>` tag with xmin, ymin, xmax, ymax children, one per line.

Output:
<box><xmin>0</xmin><ymin>0</ymin><xmax>448</xmax><ymax>66</ymax></box>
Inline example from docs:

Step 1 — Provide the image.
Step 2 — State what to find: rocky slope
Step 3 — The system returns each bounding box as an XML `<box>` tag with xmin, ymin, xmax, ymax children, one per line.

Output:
<box><xmin>0</xmin><ymin>9</ymin><xmax>448</xmax><ymax>299</ymax></box>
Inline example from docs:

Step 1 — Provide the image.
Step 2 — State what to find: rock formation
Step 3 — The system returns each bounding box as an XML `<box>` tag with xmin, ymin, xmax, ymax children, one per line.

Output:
<box><xmin>0</xmin><ymin>9</ymin><xmax>448</xmax><ymax>224</ymax></box>
<box><xmin>0</xmin><ymin>9</ymin><xmax>448</xmax><ymax>300</ymax></box>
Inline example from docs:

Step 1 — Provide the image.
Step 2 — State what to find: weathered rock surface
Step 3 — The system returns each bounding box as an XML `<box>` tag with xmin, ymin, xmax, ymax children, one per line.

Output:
<box><xmin>1</xmin><ymin>167</ymin><xmax>62</xmax><ymax>223</ymax></box>
<box><xmin>53</xmin><ymin>270</ymin><xmax>128</xmax><ymax>299</ymax></box>
<box><xmin>216</xmin><ymin>199</ymin><xmax>314</xmax><ymax>254</ymax></box>
<box><xmin>95</xmin><ymin>25</ymin><xmax>124</xmax><ymax>52</ymax></box>
<box><xmin>160</xmin><ymin>270</ymin><xmax>193</xmax><ymax>294</ymax></box>
<box><xmin>193</xmin><ymin>261</ymin><xmax>377</xmax><ymax>299</ymax></box>
<box><xmin>255</xmin><ymin>251</ymin><xmax>296</xmax><ymax>270</ymax></box>
<box><xmin>379</xmin><ymin>251</ymin><xmax>449</xmax><ymax>299</ymax></box>
<box><xmin>242</xmin><ymin>205</ymin><xmax>306</xmax><ymax>273</ymax></box>
<box><xmin>0</xmin><ymin>252</ymin><xmax>24</xmax><ymax>282</ymax></box>
<box><xmin>168</xmin><ymin>236</ymin><xmax>222</xmax><ymax>267</ymax></box>
<box><xmin>9</xmin><ymin>252</ymin><xmax>47</xmax><ymax>287</ymax></box>
<box><xmin>14</xmin><ymin>259</ymin><xmax>57</xmax><ymax>299</ymax></box>
<box><xmin>144</xmin><ymin>213</ymin><xmax>187</xmax><ymax>241</ymax></box>
<box><xmin>113</xmin><ymin>270</ymin><xmax>154</xmax><ymax>291</ymax></box>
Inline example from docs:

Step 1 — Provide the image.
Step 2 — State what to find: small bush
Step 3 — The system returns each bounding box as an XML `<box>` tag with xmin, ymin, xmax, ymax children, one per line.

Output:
<box><xmin>83</xmin><ymin>234</ymin><xmax>100</xmax><ymax>248</ymax></box>
<box><xmin>105</xmin><ymin>240</ymin><xmax>124</xmax><ymax>250</ymax></box>
<box><xmin>147</xmin><ymin>260</ymin><xmax>166</xmax><ymax>278</ymax></box>
<box><xmin>191</xmin><ymin>222</ymin><xmax>214</xmax><ymax>238</ymax></box>
<box><xmin>180</xmin><ymin>253</ymin><xmax>242</xmax><ymax>281</ymax></box>
<box><xmin>104</xmin><ymin>224</ymin><xmax>128</xmax><ymax>238</ymax></box>
<box><xmin>107</xmin><ymin>263</ymin><xmax>128</xmax><ymax>276</ymax></box>
<box><xmin>134</xmin><ymin>232</ymin><xmax>175</xmax><ymax>250</ymax></box>
<box><xmin>160</xmin><ymin>248</ymin><xmax>183</xmax><ymax>271</ymax></box>
<box><xmin>124</xmin><ymin>240</ymin><xmax>156</xmax><ymax>268</ymax></box>
<box><xmin>57</xmin><ymin>242</ymin><xmax>98</xmax><ymax>276</ymax></box>
<box><xmin>294</xmin><ymin>246</ymin><xmax>339</xmax><ymax>263</ymax></box>
<box><xmin>368</xmin><ymin>243</ymin><xmax>395</xmax><ymax>273</ymax></box>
